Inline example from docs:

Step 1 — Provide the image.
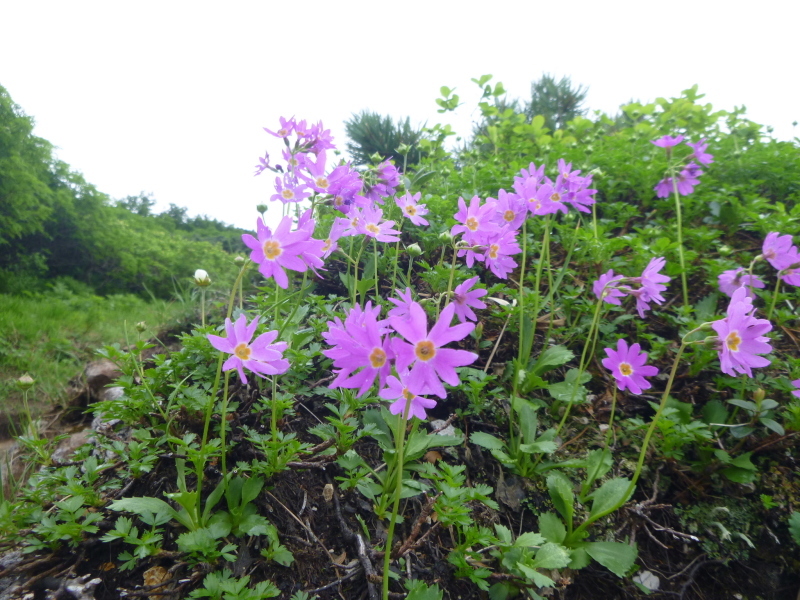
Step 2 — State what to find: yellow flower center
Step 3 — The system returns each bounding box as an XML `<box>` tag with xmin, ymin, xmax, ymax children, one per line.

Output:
<box><xmin>415</xmin><ymin>340</ymin><xmax>436</xmax><ymax>362</ymax></box>
<box><xmin>550</xmin><ymin>192</ymin><xmax>562</xmax><ymax>202</ymax></box>
<box><xmin>366</xmin><ymin>223</ymin><xmax>380</xmax><ymax>235</ymax></box>
<box><xmin>263</xmin><ymin>240</ymin><xmax>282</xmax><ymax>260</ymax></box>
<box><xmin>466</xmin><ymin>217</ymin><xmax>479</xmax><ymax>231</ymax></box>
<box><xmin>315</xmin><ymin>176</ymin><xmax>329</xmax><ymax>189</ymax></box>
<box><xmin>234</xmin><ymin>343</ymin><xmax>251</xmax><ymax>361</ymax></box>
<box><xmin>726</xmin><ymin>331</ymin><xmax>742</xmax><ymax>352</ymax></box>
<box><xmin>369</xmin><ymin>348</ymin><xmax>387</xmax><ymax>368</ymax></box>
<box><xmin>281</xmin><ymin>189</ymin><xmax>294</xmax><ymax>200</ymax></box>
<box><xmin>503</xmin><ymin>210</ymin><xmax>515</xmax><ymax>222</ymax></box>
<box><xmin>619</xmin><ymin>362</ymin><xmax>633</xmax><ymax>376</ymax></box>
<box><xmin>334</xmin><ymin>195</ymin><xmax>345</xmax><ymax>206</ymax></box>
<box><xmin>402</xmin><ymin>388</ymin><xmax>415</xmax><ymax>401</ymax></box>
<box><xmin>406</xmin><ymin>205</ymin><xmax>417</xmax><ymax>216</ymax></box>
<box><xmin>488</xmin><ymin>244</ymin><xmax>500</xmax><ymax>259</ymax></box>
<box><xmin>322</xmin><ymin>238</ymin><xmax>332</xmax><ymax>252</ymax></box>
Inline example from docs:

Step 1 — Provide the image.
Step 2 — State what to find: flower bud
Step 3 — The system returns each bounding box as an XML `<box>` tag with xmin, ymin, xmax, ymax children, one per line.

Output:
<box><xmin>16</xmin><ymin>374</ymin><xmax>35</xmax><ymax>391</ymax></box>
<box><xmin>438</xmin><ymin>231</ymin><xmax>453</xmax><ymax>244</ymax></box>
<box><xmin>369</xmin><ymin>152</ymin><xmax>383</xmax><ymax>164</ymax></box>
<box><xmin>234</xmin><ymin>256</ymin><xmax>246</xmax><ymax>266</ymax></box>
<box><xmin>397</xmin><ymin>143</ymin><xmax>411</xmax><ymax>155</ymax></box>
<box><xmin>752</xmin><ymin>388</ymin><xmax>766</xmax><ymax>403</ymax></box>
<box><xmin>193</xmin><ymin>269</ymin><xmax>211</xmax><ymax>287</ymax></box>
<box><xmin>256</xmin><ymin>203</ymin><xmax>269</xmax><ymax>215</ymax></box>
<box><xmin>135</xmin><ymin>321</ymin><xmax>147</xmax><ymax>333</ymax></box>
<box><xmin>406</xmin><ymin>243</ymin><xmax>423</xmax><ymax>257</ymax></box>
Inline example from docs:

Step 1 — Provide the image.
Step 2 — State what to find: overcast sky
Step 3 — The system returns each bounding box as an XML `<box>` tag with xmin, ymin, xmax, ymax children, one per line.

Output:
<box><xmin>2</xmin><ymin>1</ymin><xmax>797</xmax><ymax>231</ymax></box>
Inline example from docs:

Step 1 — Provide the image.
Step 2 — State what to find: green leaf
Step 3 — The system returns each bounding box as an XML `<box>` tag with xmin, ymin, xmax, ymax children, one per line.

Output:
<box><xmin>583</xmin><ymin>541</ymin><xmax>638</xmax><ymax>577</ymax></box>
<box><xmin>538</xmin><ymin>512</ymin><xmax>566</xmax><ymax>544</ymax></box>
<box><xmin>701</xmin><ymin>399</ymin><xmax>728</xmax><ymax>427</ymax></box>
<box><xmin>548</xmin><ymin>369</ymin><xmax>590</xmax><ymax>404</ymax></box>
<box><xmin>728</xmin><ymin>399</ymin><xmax>757</xmax><ymax>413</ymax></box>
<box><xmin>517</xmin><ymin>403</ymin><xmax>539</xmax><ymax>445</ymax></box>
<box><xmin>760</xmin><ymin>418</ymin><xmax>785</xmax><ymax>435</ymax></box>
<box><xmin>788</xmin><ymin>512</ymin><xmax>800</xmax><ymax>546</ymax></box>
<box><xmin>531</xmin><ymin>345</ymin><xmax>574</xmax><ymax>376</ymax></box>
<box><xmin>519</xmin><ymin>440</ymin><xmax>558</xmax><ymax>455</ymax></box>
<box><xmin>515</xmin><ymin>562</ymin><xmax>556</xmax><ymax>588</ymax></box>
<box><xmin>109</xmin><ymin>497</ymin><xmax>179</xmax><ymax>523</ymax></box>
<box><xmin>532</xmin><ymin>542</ymin><xmax>571</xmax><ymax>569</ymax></box>
<box><xmin>514</xmin><ymin>531</ymin><xmax>546</xmax><ymax>547</ymax></box>
<box><xmin>546</xmin><ymin>472</ymin><xmax>574</xmax><ymax>526</ymax></box>
<box><xmin>589</xmin><ymin>478</ymin><xmax>632</xmax><ymax>519</ymax></box>
<box><xmin>470</xmin><ymin>432</ymin><xmax>506</xmax><ymax>451</ymax></box>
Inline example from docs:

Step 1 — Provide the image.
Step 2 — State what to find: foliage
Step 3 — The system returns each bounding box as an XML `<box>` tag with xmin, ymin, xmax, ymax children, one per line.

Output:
<box><xmin>345</xmin><ymin>110</ymin><xmax>423</xmax><ymax>167</ymax></box>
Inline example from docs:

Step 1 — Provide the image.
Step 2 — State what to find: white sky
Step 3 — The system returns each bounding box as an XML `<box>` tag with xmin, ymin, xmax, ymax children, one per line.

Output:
<box><xmin>2</xmin><ymin>1</ymin><xmax>798</xmax><ymax>231</ymax></box>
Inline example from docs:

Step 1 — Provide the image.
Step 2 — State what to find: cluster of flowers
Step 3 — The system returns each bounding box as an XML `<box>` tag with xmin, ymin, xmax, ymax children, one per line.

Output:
<box><xmin>322</xmin><ymin>294</ymin><xmax>479</xmax><ymax>419</ymax></box>
<box><xmin>208</xmin><ymin>314</ymin><xmax>289</xmax><ymax>384</ymax></box>
<box><xmin>255</xmin><ymin>116</ymin><xmax>400</xmax><ymax>215</ymax></box>
<box><xmin>652</xmin><ymin>135</ymin><xmax>714</xmax><ymax>198</ymax></box>
<box><xmin>717</xmin><ymin>231</ymin><xmax>800</xmax><ymax>299</ymax></box>
<box><xmin>592</xmin><ymin>257</ymin><xmax>671</xmax><ymax>318</ymax></box>
<box><xmin>450</xmin><ymin>160</ymin><xmax>597</xmax><ymax>279</ymax></box>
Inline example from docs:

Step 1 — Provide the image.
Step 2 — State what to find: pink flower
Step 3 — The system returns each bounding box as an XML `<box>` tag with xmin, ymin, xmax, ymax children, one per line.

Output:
<box><xmin>451</xmin><ymin>276</ymin><xmax>487</xmax><ymax>323</ymax></box>
<box><xmin>387</xmin><ymin>288</ymin><xmax>415</xmax><ymax>321</ymax></box>
<box><xmin>762</xmin><ymin>232</ymin><xmax>800</xmax><ymax>270</ymax></box>
<box><xmin>358</xmin><ymin>205</ymin><xmax>401</xmax><ymax>242</ymax></box>
<box><xmin>271</xmin><ymin>174</ymin><xmax>310</xmax><ymax>204</ymax></box>
<box><xmin>390</xmin><ymin>302</ymin><xmax>478</xmax><ymax>398</ymax></box>
<box><xmin>593</xmin><ymin>270</ymin><xmax>627</xmax><ymax>306</ymax></box>
<box><xmin>651</xmin><ymin>135</ymin><xmax>685</xmax><ymax>148</ymax></box>
<box><xmin>686</xmin><ymin>138</ymin><xmax>714</xmax><ymax>165</ymax></box>
<box><xmin>380</xmin><ymin>374</ymin><xmax>437</xmax><ymax>420</ymax></box>
<box><xmin>478</xmin><ymin>227</ymin><xmax>521</xmax><ymax>279</ymax></box>
<box><xmin>263</xmin><ymin>116</ymin><xmax>295</xmax><ymax>139</ymax></box>
<box><xmin>395</xmin><ymin>192</ymin><xmax>429</xmax><ymax>226</ymax></box>
<box><xmin>451</xmin><ymin>196</ymin><xmax>499</xmax><ymax>244</ymax></box>
<box><xmin>601</xmin><ymin>339</ymin><xmax>659</xmax><ymax>395</ymax></box>
<box><xmin>491</xmin><ymin>189</ymin><xmax>526</xmax><ymax>231</ymax></box>
<box><xmin>207</xmin><ymin>315</ymin><xmax>289</xmax><ymax>384</ymax></box>
<box><xmin>711</xmin><ymin>287</ymin><xmax>772</xmax><ymax>377</ymax></box>
<box><xmin>654</xmin><ymin>164</ymin><xmax>702</xmax><ymax>198</ymax></box>
<box><xmin>792</xmin><ymin>379</ymin><xmax>800</xmax><ymax>399</ymax></box>
<box><xmin>718</xmin><ymin>268</ymin><xmax>765</xmax><ymax>299</ymax></box>
<box><xmin>242</xmin><ymin>215</ymin><xmax>324</xmax><ymax>289</ymax></box>
<box><xmin>782</xmin><ymin>266</ymin><xmax>800</xmax><ymax>287</ymax></box>
<box><xmin>630</xmin><ymin>257</ymin><xmax>670</xmax><ymax>317</ymax></box>
<box><xmin>322</xmin><ymin>302</ymin><xmax>393</xmax><ymax>397</ymax></box>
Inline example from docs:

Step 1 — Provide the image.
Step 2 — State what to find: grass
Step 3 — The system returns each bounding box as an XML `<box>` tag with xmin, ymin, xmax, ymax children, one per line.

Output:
<box><xmin>0</xmin><ymin>288</ymin><xmax>194</xmax><ymax>423</ymax></box>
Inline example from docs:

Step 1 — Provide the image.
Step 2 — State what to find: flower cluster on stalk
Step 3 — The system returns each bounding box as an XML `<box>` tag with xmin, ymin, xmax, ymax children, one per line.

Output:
<box><xmin>593</xmin><ymin>257</ymin><xmax>671</xmax><ymax>317</ymax></box>
<box><xmin>322</xmin><ymin>294</ymin><xmax>478</xmax><ymax>419</ymax></box>
<box><xmin>652</xmin><ymin>135</ymin><xmax>714</xmax><ymax>198</ymax></box>
<box><xmin>711</xmin><ymin>286</ymin><xmax>773</xmax><ymax>377</ymax></box>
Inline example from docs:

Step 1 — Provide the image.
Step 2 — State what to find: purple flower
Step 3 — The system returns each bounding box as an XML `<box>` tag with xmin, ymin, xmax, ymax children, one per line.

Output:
<box><xmin>593</xmin><ymin>270</ymin><xmax>627</xmax><ymax>306</ymax></box>
<box><xmin>654</xmin><ymin>165</ymin><xmax>702</xmax><ymax>198</ymax></box>
<box><xmin>601</xmin><ymin>339</ymin><xmax>659</xmax><ymax>395</ymax></box>
<box><xmin>711</xmin><ymin>286</ymin><xmax>772</xmax><ymax>377</ymax></box>
<box><xmin>792</xmin><ymin>379</ymin><xmax>800</xmax><ymax>399</ymax></box>
<box><xmin>651</xmin><ymin>135</ymin><xmax>685</xmax><ymax>148</ymax></box>
<box><xmin>390</xmin><ymin>302</ymin><xmax>478</xmax><ymax>398</ymax></box>
<box><xmin>783</xmin><ymin>266</ymin><xmax>800</xmax><ymax>287</ymax></box>
<box><xmin>242</xmin><ymin>215</ymin><xmax>324</xmax><ymax>289</ymax></box>
<box><xmin>451</xmin><ymin>276</ymin><xmax>487</xmax><ymax>323</ymax></box>
<box><xmin>322</xmin><ymin>302</ymin><xmax>393</xmax><ymax>397</ymax></box>
<box><xmin>207</xmin><ymin>315</ymin><xmax>289</xmax><ymax>384</ymax></box>
<box><xmin>271</xmin><ymin>174</ymin><xmax>311</xmax><ymax>204</ymax></box>
<box><xmin>762</xmin><ymin>232</ymin><xmax>800</xmax><ymax>271</ymax></box>
<box><xmin>491</xmin><ymin>189</ymin><xmax>526</xmax><ymax>230</ymax></box>
<box><xmin>451</xmin><ymin>195</ymin><xmax>499</xmax><ymax>244</ymax></box>
<box><xmin>263</xmin><ymin>116</ymin><xmax>295</xmax><ymax>139</ymax></box>
<box><xmin>686</xmin><ymin>138</ymin><xmax>714</xmax><ymax>165</ymax></box>
<box><xmin>358</xmin><ymin>205</ymin><xmax>401</xmax><ymax>242</ymax></box>
<box><xmin>254</xmin><ymin>152</ymin><xmax>271</xmax><ymax>176</ymax></box>
<box><xmin>630</xmin><ymin>257</ymin><xmax>670</xmax><ymax>317</ymax></box>
<box><xmin>380</xmin><ymin>374</ymin><xmax>437</xmax><ymax>420</ymax></box>
<box><xmin>478</xmin><ymin>227</ymin><xmax>521</xmax><ymax>279</ymax></box>
<box><xmin>395</xmin><ymin>192</ymin><xmax>430</xmax><ymax>226</ymax></box>
<box><xmin>718</xmin><ymin>268</ymin><xmax>765</xmax><ymax>299</ymax></box>
<box><xmin>388</xmin><ymin>288</ymin><xmax>415</xmax><ymax>321</ymax></box>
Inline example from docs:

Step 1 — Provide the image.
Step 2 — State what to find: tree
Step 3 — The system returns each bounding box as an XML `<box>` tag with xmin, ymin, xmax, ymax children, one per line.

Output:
<box><xmin>116</xmin><ymin>192</ymin><xmax>156</xmax><ymax>216</ymax></box>
<box><xmin>525</xmin><ymin>74</ymin><xmax>588</xmax><ymax>131</ymax></box>
<box><xmin>345</xmin><ymin>111</ymin><xmax>422</xmax><ymax>168</ymax></box>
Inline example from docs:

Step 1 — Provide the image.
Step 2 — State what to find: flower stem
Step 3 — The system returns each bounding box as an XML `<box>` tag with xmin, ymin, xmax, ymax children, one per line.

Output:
<box><xmin>382</xmin><ymin>406</ymin><xmax>411</xmax><ymax>600</ymax></box>
<box><xmin>670</xmin><ymin>166</ymin><xmax>690</xmax><ymax>308</ymax></box>
<box><xmin>767</xmin><ymin>275</ymin><xmax>781</xmax><ymax>321</ymax></box>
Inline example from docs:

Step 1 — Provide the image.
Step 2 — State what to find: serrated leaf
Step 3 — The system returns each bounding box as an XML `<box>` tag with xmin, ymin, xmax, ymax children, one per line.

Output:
<box><xmin>538</xmin><ymin>512</ymin><xmax>566</xmax><ymax>544</ymax></box>
<box><xmin>788</xmin><ymin>512</ymin><xmax>800</xmax><ymax>545</ymax></box>
<box><xmin>514</xmin><ymin>531</ymin><xmax>546</xmax><ymax>547</ymax></box>
<box><xmin>589</xmin><ymin>478</ymin><xmax>632</xmax><ymax>519</ymax></box>
<box><xmin>519</xmin><ymin>441</ymin><xmax>558</xmax><ymax>454</ymax></box>
<box><xmin>515</xmin><ymin>562</ymin><xmax>556</xmax><ymax>588</ymax></box>
<box><xmin>583</xmin><ymin>541</ymin><xmax>638</xmax><ymax>577</ymax></box>
<box><xmin>532</xmin><ymin>542</ymin><xmax>571</xmax><ymax>569</ymax></box>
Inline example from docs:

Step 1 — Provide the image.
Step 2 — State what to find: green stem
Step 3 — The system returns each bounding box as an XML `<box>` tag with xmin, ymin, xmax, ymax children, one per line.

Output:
<box><xmin>382</xmin><ymin>406</ymin><xmax>411</xmax><ymax>600</ymax></box>
<box><xmin>767</xmin><ymin>275</ymin><xmax>781</xmax><ymax>321</ymax></box>
<box><xmin>570</xmin><ymin>340</ymin><xmax>688</xmax><ymax>541</ymax></box>
<box><xmin>669</xmin><ymin>166</ymin><xmax>690</xmax><ymax>308</ymax></box>
<box><xmin>200</xmin><ymin>288</ymin><xmax>206</xmax><ymax>328</ymax></box>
